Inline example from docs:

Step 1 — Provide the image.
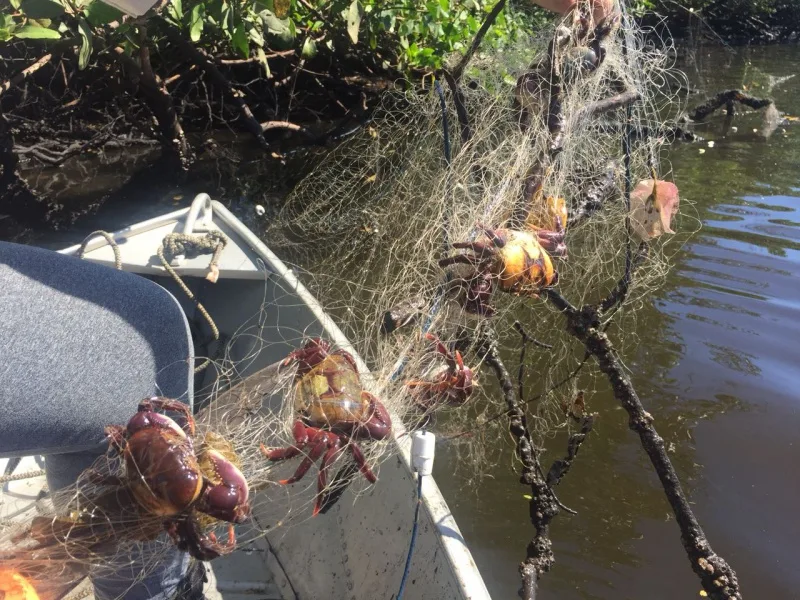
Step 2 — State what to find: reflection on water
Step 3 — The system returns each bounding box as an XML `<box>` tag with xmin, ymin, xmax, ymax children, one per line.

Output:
<box><xmin>436</xmin><ymin>44</ymin><xmax>800</xmax><ymax>599</ymax></box>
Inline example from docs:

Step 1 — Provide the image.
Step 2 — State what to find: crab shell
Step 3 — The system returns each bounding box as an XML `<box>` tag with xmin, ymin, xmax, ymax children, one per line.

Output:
<box><xmin>489</xmin><ymin>230</ymin><xmax>557</xmax><ymax>293</ymax></box>
<box><xmin>295</xmin><ymin>353</ymin><xmax>372</xmax><ymax>427</ymax></box>
<box><xmin>123</xmin><ymin>415</ymin><xmax>203</xmax><ymax>517</ymax></box>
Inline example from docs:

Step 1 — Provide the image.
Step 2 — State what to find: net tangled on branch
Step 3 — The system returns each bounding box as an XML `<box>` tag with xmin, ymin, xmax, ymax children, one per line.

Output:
<box><xmin>264</xmin><ymin>3</ymin><xmax>688</xmax><ymax>470</ymax></box>
<box><xmin>1</xmin><ymin>3</ymin><xmax>692</xmax><ymax>596</ymax></box>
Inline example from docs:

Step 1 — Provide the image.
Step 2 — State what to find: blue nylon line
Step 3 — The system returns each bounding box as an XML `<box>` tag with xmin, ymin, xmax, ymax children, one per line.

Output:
<box><xmin>621</xmin><ymin>3</ymin><xmax>634</xmax><ymax>277</ymax></box>
<box><xmin>396</xmin><ymin>473</ymin><xmax>424</xmax><ymax>600</ymax></box>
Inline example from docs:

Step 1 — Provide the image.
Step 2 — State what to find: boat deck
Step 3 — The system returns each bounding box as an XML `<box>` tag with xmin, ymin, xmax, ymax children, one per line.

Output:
<box><xmin>1</xmin><ymin>196</ymin><xmax>491</xmax><ymax>600</ymax></box>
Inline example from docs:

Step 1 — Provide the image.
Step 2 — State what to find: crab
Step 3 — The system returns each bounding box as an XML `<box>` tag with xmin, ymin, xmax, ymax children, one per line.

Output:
<box><xmin>525</xmin><ymin>195</ymin><xmax>568</xmax><ymax>258</ymax></box>
<box><xmin>260</xmin><ymin>338</ymin><xmax>392</xmax><ymax>516</ymax></box>
<box><xmin>103</xmin><ymin>397</ymin><xmax>251</xmax><ymax>561</ymax></box>
<box><xmin>439</xmin><ymin>225</ymin><xmax>558</xmax><ymax>316</ymax></box>
<box><xmin>406</xmin><ymin>333</ymin><xmax>474</xmax><ymax>409</ymax></box>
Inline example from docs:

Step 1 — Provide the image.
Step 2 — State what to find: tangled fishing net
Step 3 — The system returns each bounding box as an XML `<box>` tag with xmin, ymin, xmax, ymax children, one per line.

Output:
<box><xmin>265</xmin><ymin>3</ymin><xmax>688</xmax><ymax>472</ymax></box>
<box><xmin>0</xmin><ymin>2</ymin><xmax>692</xmax><ymax>597</ymax></box>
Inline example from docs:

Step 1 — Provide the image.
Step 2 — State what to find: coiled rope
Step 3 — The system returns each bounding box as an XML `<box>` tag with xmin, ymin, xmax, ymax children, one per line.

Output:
<box><xmin>157</xmin><ymin>231</ymin><xmax>228</xmax><ymax>373</ymax></box>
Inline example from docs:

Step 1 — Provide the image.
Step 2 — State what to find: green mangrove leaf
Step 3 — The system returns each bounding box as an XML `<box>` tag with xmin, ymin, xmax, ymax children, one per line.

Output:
<box><xmin>301</xmin><ymin>36</ymin><xmax>316</xmax><ymax>58</ymax></box>
<box><xmin>19</xmin><ymin>0</ymin><xmax>65</xmax><ymax>19</ymax></box>
<box><xmin>15</xmin><ymin>24</ymin><xmax>61</xmax><ymax>38</ymax></box>
<box><xmin>189</xmin><ymin>4</ymin><xmax>204</xmax><ymax>42</ymax></box>
<box><xmin>166</xmin><ymin>0</ymin><xmax>182</xmax><ymax>22</ymax></box>
<box><xmin>231</xmin><ymin>21</ymin><xmax>248</xmax><ymax>57</ymax></box>
<box><xmin>260</xmin><ymin>9</ymin><xmax>293</xmax><ymax>46</ymax></box>
<box><xmin>77</xmin><ymin>17</ymin><xmax>92</xmax><ymax>69</ymax></box>
<box><xmin>248</xmin><ymin>25</ymin><xmax>264</xmax><ymax>47</ymax></box>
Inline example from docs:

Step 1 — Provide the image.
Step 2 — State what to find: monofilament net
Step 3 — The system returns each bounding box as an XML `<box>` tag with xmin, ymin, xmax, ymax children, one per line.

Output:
<box><xmin>0</xmin><ymin>2</ymin><xmax>690</xmax><ymax>596</ymax></box>
<box><xmin>263</xmin><ymin>2</ymin><xmax>687</xmax><ymax>472</ymax></box>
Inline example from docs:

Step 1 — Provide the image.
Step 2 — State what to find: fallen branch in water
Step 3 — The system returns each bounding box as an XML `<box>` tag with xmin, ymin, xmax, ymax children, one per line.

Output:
<box><xmin>15</xmin><ymin>129</ymin><xmax>114</xmax><ymax>167</ymax></box>
<box><xmin>688</xmin><ymin>89</ymin><xmax>773</xmax><ymax>122</ymax></box>
<box><xmin>543</xmin><ymin>290</ymin><xmax>743</xmax><ymax>600</ymax></box>
<box><xmin>470</xmin><ymin>326</ymin><xmax>558</xmax><ymax>600</ymax></box>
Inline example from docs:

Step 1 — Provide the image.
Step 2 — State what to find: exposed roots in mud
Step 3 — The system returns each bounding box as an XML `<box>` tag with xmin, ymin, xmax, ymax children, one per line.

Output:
<box><xmin>0</xmin><ymin>25</ymin><xmax>392</xmax><ymax>231</ymax></box>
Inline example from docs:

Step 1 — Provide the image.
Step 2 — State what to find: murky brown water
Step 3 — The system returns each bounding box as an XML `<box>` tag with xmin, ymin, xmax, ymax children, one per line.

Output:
<box><xmin>434</xmin><ymin>44</ymin><xmax>800</xmax><ymax>600</ymax></box>
<box><xmin>11</xmin><ymin>43</ymin><xmax>800</xmax><ymax>600</ymax></box>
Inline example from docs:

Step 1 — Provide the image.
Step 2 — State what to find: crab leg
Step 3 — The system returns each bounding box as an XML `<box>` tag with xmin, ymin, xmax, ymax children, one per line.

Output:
<box><xmin>261</xmin><ymin>421</ymin><xmax>309</xmax><ymax>461</ymax></box>
<box><xmin>138</xmin><ymin>397</ymin><xmax>196</xmax><ymax>437</ymax></box>
<box><xmin>474</xmin><ymin>225</ymin><xmax>506</xmax><ymax>248</ymax></box>
<box><xmin>279</xmin><ymin>430</ymin><xmax>328</xmax><ymax>485</ymax></box>
<box><xmin>450</xmin><ymin>241</ymin><xmax>498</xmax><ymax>256</ymax></box>
<box><xmin>348</xmin><ymin>442</ymin><xmax>377</xmax><ymax>484</ymax></box>
<box><xmin>314</xmin><ymin>440</ymin><xmax>344</xmax><ymax>516</ymax></box>
<box><xmin>438</xmin><ymin>253</ymin><xmax>481</xmax><ymax>268</ymax></box>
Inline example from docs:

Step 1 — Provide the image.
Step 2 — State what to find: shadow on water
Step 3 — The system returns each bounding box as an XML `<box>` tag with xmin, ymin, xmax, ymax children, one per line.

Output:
<box><xmin>5</xmin><ymin>43</ymin><xmax>800</xmax><ymax>600</ymax></box>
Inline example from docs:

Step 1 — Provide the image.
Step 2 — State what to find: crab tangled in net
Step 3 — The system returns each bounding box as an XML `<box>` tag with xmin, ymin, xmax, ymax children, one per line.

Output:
<box><xmin>261</xmin><ymin>338</ymin><xmax>392</xmax><ymax>516</ymax></box>
<box><xmin>265</xmin><ymin>0</ymin><xmax>685</xmax><ymax>480</ymax></box>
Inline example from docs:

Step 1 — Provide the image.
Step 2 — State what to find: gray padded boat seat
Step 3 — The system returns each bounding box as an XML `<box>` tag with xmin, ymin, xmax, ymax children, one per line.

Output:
<box><xmin>0</xmin><ymin>240</ymin><xmax>194</xmax><ymax>488</ymax></box>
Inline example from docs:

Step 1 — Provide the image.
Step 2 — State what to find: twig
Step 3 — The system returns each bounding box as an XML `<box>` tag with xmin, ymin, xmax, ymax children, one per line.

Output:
<box><xmin>444</xmin><ymin>350</ymin><xmax>590</xmax><ymax>442</ymax></box>
<box><xmin>688</xmin><ymin>89</ymin><xmax>773</xmax><ymax>122</ymax></box>
<box><xmin>1</xmin><ymin>54</ymin><xmax>55</xmax><ymax>99</ymax></box>
<box><xmin>217</xmin><ymin>50</ymin><xmax>295</xmax><ymax>65</ymax></box>
<box><xmin>546</xmin><ymin>414</ymin><xmax>595</xmax><ymax>487</ymax></box>
<box><xmin>0</xmin><ymin>37</ymin><xmax>80</xmax><ymax>100</ymax></box>
<box><xmin>449</xmin><ymin>0</ymin><xmax>508</xmax><ymax>82</ymax></box>
<box><xmin>567</xmin><ymin>163</ymin><xmax>617</xmax><ymax>227</ymax></box>
<box><xmin>260</xmin><ymin>120</ymin><xmax>311</xmax><ymax>135</ymax></box>
<box><xmin>158</xmin><ymin>18</ymin><xmax>269</xmax><ymax>150</ymax></box>
<box><xmin>440</xmin><ymin>69</ymin><xmax>471</xmax><ymax>145</ymax></box>
<box><xmin>439</xmin><ymin>0</ymin><xmax>508</xmax><ymax>146</ymax></box>
<box><xmin>471</xmin><ymin>327</ymin><xmax>559</xmax><ymax>600</ymax></box>
<box><xmin>575</xmin><ymin>90</ymin><xmax>640</xmax><ymax>121</ymax></box>
<box><xmin>514</xmin><ymin>321</ymin><xmax>553</xmax><ymax>350</ymax></box>
<box><xmin>598</xmin><ymin>241</ymin><xmax>649</xmax><ymax>314</ymax></box>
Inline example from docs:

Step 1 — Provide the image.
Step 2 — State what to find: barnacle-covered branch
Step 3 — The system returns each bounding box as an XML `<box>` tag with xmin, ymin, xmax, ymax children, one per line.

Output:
<box><xmin>470</xmin><ymin>326</ymin><xmax>559</xmax><ymax>600</ymax></box>
<box><xmin>688</xmin><ymin>89</ymin><xmax>774</xmax><ymax>122</ymax></box>
<box><xmin>546</xmin><ymin>413</ymin><xmax>595</xmax><ymax>487</ymax></box>
<box><xmin>544</xmin><ymin>296</ymin><xmax>743</xmax><ymax>600</ymax></box>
